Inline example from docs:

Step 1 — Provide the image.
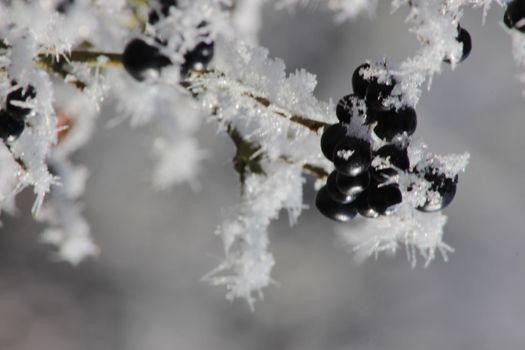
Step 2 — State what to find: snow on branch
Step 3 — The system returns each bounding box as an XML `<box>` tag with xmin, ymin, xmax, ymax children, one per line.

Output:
<box><xmin>204</xmin><ymin>162</ymin><xmax>304</xmax><ymax>309</ymax></box>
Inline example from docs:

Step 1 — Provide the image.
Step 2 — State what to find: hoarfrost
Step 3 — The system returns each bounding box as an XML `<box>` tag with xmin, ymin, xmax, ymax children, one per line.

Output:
<box><xmin>204</xmin><ymin>162</ymin><xmax>304</xmax><ymax>309</ymax></box>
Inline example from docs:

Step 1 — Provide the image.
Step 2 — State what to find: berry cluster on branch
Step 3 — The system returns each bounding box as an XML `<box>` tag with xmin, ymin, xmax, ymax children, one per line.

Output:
<box><xmin>316</xmin><ymin>36</ymin><xmax>470</xmax><ymax>223</ymax></box>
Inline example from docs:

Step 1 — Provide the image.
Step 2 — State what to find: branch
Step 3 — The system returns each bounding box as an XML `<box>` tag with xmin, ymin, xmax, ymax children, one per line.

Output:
<box><xmin>40</xmin><ymin>49</ymin><xmax>330</xmax><ymax>179</ymax></box>
<box><xmin>56</xmin><ymin>50</ymin><xmax>330</xmax><ymax>131</ymax></box>
<box><xmin>242</xmin><ymin>92</ymin><xmax>329</xmax><ymax>133</ymax></box>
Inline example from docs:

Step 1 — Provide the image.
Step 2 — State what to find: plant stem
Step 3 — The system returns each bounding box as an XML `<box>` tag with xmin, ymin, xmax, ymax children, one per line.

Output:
<box><xmin>42</xmin><ymin>49</ymin><xmax>330</xmax><ymax>179</ymax></box>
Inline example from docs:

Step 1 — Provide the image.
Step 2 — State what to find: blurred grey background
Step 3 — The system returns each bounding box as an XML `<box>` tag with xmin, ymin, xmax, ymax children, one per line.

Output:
<box><xmin>2</xmin><ymin>2</ymin><xmax>525</xmax><ymax>349</ymax></box>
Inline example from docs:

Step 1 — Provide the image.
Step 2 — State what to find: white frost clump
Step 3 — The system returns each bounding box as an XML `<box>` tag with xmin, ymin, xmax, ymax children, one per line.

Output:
<box><xmin>36</xmin><ymin>82</ymin><xmax>100</xmax><ymax>264</ymax></box>
<box><xmin>152</xmin><ymin>137</ymin><xmax>208</xmax><ymax>190</ymax></box>
<box><xmin>204</xmin><ymin>163</ymin><xmax>304</xmax><ymax>309</ymax></box>
<box><xmin>338</xmin><ymin>143</ymin><xmax>469</xmax><ymax>267</ymax></box>
<box><xmin>39</xmin><ymin>161</ymin><xmax>99</xmax><ymax>265</ymax></box>
<box><xmin>337</xmin><ymin>211</ymin><xmax>452</xmax><ymax>267</ymax></box>
<box><xmin>198</xmin><ymin>36</ymin><xmax>334</xmax><ymax>166</ymax></box>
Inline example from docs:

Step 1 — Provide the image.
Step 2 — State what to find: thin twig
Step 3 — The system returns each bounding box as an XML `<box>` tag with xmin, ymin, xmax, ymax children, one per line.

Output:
<box><xmin>39</xmin><ymin>49</ymin><xmax>330</xmax><ymax>179</ymax></box>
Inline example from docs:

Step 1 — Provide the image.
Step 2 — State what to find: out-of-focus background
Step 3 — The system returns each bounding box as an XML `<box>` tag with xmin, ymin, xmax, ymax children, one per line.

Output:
<box><xmin>1</xmin><ymin>2</ymin><xmax>525</xmax><ymax>349</ymax></box>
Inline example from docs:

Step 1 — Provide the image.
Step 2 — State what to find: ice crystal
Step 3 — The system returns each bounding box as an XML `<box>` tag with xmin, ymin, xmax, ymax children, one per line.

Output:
<box><xmin>204</xmin><ymin>162</ymin><xmax>304</xmax><ymax>309</ymax></box>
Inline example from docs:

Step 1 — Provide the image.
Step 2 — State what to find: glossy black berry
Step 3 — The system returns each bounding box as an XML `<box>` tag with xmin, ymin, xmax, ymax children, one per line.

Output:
<box><xmin>372</xmin><ymin>106</ymin><xmax>417</xmax><ymax>141</ymax></box>
<box><xmin>367</xmin><ymin>183</ymin><xmax>403</xmax><ymax>216</ymax></box>
<box><xmin>122</xmin><ymin>39</ymin><xmax>171</xmax><ymax>81</ymax></box>
<box><xmin>417</xmin><ymin>170</ymin><xmax>458</xmax><ymax>212</ymax></box>
<box><xmin>457</xmin><ymin>27</ymin><xmax>472</xmax><ymax>62</ymax></box>
<box><xmin>335</xmin><ymin>171</ymin><xmax>370</xmax><ymax>200</ymax></box>
<box><xmin>326</xmin><ymin>171</ymin><xmax>358</xmax><ymax>204</ymax></box>
<box><xmin>504</xmin><ymin>0</ymin><xmax>525</xmax><ymax>32</ymax></box>
<box><xmin>375</xmin><ymin>144</ymin><xmax>410</xmax><ymax>171</ymax></box>
<box><xmin>371</xmin><ymin>144</ymin><xmax>409</xmax><ymax>183</ymax></box>
<box><xmin>320</xmin><ymin>124</ymin><xmax>347</xmax><ymax>160</ymax></box>
<box><xmin>352</xmin><ymin>63</ymin><xmax>370</xmax><ymax>98</ymax></box>
<box><xmin>445</xmin><ymin>26</ymin><xmax>472</xmax><ymax>63</ymax></box>
<box><xmin>336</xmin><ymin>94</ymin><xmax>360</xmax><ymax>124</ymax></box>
<box><xmin>181</xmin><ymin>41</ymin><xmax>215</xmax><ymax>76</ymax></box>
<box><xmin>332</xmin><ymin>137</ymin><xmax>372</xmax><ymax>177</ymax></box>
<box><xmin>6</xmin><ymin>84</ymin><xmax>36</xmax><ymax>119</ymax></box>
<box><xmin>315</xmin><ymin>186</ymin><xmax>358</xmax><ymax>222</ymax></box>
<box><xmin>365</xmin><ymin>76</ymin><xmax>396</xmax><ymax>109</ymax></box>
<box><xmin>355</xmin><ymin>191</ymin><xmax>380</xmax><ymax>218</ymax></box>
<box><xmin>0</xmin><ymin>110</ymin><xmax>25</xmax><ymax>140</ymax></box>
<box><xmin>370</xmin><ymin>167</ymin><xmax>398</xmax><ymax>184</ymax></box>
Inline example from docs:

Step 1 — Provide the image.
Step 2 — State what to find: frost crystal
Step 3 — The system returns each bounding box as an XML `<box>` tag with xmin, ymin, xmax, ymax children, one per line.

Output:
<box><xmin>337</xmin><ymin>210</ymin><xmax>453</xmax><ymax>268</ymax></box>
<box><xmin>204</xmin><ymin>163</ymin><xmax>304</xmax><ymax>309</ymax></box>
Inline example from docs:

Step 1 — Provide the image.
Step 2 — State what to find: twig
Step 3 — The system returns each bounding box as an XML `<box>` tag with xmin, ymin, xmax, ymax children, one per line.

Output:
<box><xmin>39</xmin><ymin>49</ymin><xmax>330</xmax><ymax>179</ymax></box>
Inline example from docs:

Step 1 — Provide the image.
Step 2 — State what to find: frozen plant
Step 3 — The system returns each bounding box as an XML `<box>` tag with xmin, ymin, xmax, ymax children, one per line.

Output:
<box><xmin>0</xmin><ymin>0</ymin><xmax>521</xmax><ymax>307</ymax></box>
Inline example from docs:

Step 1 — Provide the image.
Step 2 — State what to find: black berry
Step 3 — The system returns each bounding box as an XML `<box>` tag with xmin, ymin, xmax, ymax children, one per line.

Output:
<box><xmin>320</xmin><ymin>124</ymin><xmax>347</xmax><ymax>160</ymax></box>
<box><xmin>6</xmin><ymin>83</ymin><xmax>36</xmax><ymax>119</ymax></box>
<box><xmin>335</xmin><ymin>171</ymin><xmax>370</xmax><ymax>200</ymax></box>
<box><xmin>336</xmin><ymin>94</ymin><xmax>361</xmax><ymax>124</ymax></box>
<box><xmin>504</xmin><ymin>0</ymin><xmax>525</xmax><ymax>32</ymax></box>
<box><xmin>457</xmin><ymin>27</ymin><xmax>472</xmax><ymax>62</ymax></box>
<box><xmin>355</xmin><ymin>191</ymin><xmax>380</xmax><ymax>218</ymax></box>
<box><xmin>0</xmin><ymin>110</ymin><xmax>25</xmax><ymax>140</ymax></box>
<box><xmin>326</xmin><ymin>171</ymin><xmax>358</xmax><ymax>204</ymax></box>
<box><xmin>371</xmin><ymin>144</ymin><xmax>410</xmax><ymax>183</ymax></box>
<box><xmin>181</xmin><ymin>41</ymin><xmax>215</xmax><ymax>76</ymax></box>
<box><xmin>332</xmin><ymin>137</ymin><xmax>372</xmax><ymax>177</ymax></box>
<box><xmin>315</xmin><ymin>186</ymin><xmax>358</xmax><ymax>222</ymax></box>
<box><xmin>122</xmin><ymin>39</ymin><xmax>171</xmax><ymax>81</ymax></box>
<box><xmin>417</xmin><ymin>170</ymin><xmax>458</xmax><ymax>212</ymax></box>
<box><xmin>367</xmin><ymin>183</ymin><xmax>403</xmax><ymax>216</ymax></box>
<box><xmin>375</xmin><ymin>144</ymin><xmax>410</xmax><ymax>171</ymax></box>
<box><xmin>352</xmin><ymin>63</ymin><xmax>370</xmax><ymax>98</ymax></box>
<box><xmin>444</xmin><ymin>26</ymin><xmax>472</xmax><ymax>63</ymax></box>
<box><xmin>365</xmin><ymin>76</ymin><xmax>396</xmax><ymax>109</ymax></box>
<box><xmin>370</xmin><ymin>167</ymin><xmax>398</xmax><ymax>184</ymax></box>
<box><xmin>372</xmin><ymin>106</ymin><xmax>417</xmax><ymax>141</ymax></box>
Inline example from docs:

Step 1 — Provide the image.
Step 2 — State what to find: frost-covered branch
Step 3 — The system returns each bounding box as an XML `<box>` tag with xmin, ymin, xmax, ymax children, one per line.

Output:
<box><xmin>0</xmin><ymin>0</ymin><xmax>521</xmax><ymax>309</ymax></box>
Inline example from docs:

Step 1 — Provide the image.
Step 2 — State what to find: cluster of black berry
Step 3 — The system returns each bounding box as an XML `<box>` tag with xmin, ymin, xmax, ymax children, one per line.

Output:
<box><xmin>0</xmin><ymin>82</ymin><xmax>36</xmax><ymax>140</ymax></box>
<box><xmin>504</xmin><ymin>0</ymin><xmax>525</xmax><ymax>33</ymax></box>
<box><xmin>122</xmin><ymin>0</ymin><xmax>214</xmax><ymax>82</ymax></box>
<box><xmin>316</xmin><ymin>61</ymin><xmax>459</xmax><ymax>222</ymax></box>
